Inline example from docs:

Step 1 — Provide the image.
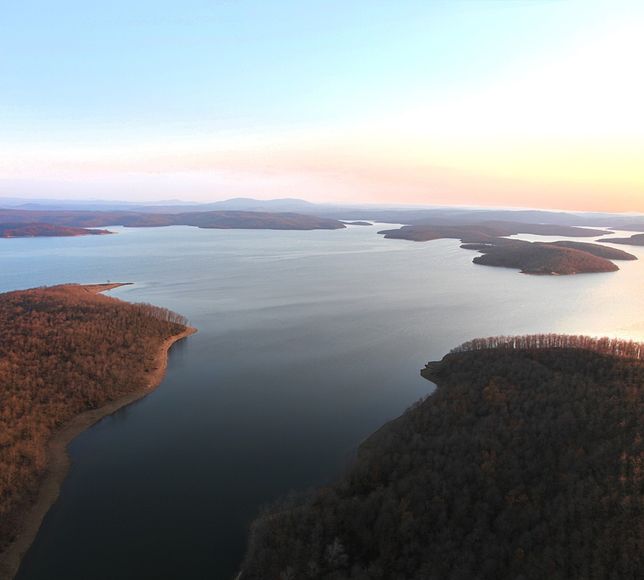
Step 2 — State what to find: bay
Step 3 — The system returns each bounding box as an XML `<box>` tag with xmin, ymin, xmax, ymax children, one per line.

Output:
<box><xmin>2</xmin><ymin>223</ymin><xmax>642</xmax><ymax>579</ymax></box>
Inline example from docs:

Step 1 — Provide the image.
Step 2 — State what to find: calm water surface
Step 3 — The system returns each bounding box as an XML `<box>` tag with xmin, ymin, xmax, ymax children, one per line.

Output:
<box><xmin>2</xmin><ymin>224</ymin><xmax>642</xmax><ymax>579</ymax></box>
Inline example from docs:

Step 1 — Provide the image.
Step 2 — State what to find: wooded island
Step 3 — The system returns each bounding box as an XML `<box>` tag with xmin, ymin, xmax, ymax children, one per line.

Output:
<box><xmin>378</xmin><ymin>222</ymin><xmax>639</xmax><ymax>275</ymax></box>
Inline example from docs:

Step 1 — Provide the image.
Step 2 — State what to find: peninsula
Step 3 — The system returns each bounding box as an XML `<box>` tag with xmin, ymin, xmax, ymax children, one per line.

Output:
<box><xmin>0</xmin><ymin>223</ymin><xmax>112</xmax><ymax>238</ymax></box>
<box><xmin>0</xmin><ymin>209</ymin><xmax>346</xmax><ymax>232</ymax></box>
<box><xmin>377</xmin><ymin>221</ymin><xmax>610</xmax><ymax>242</ymax></box>
<box><xmin>543</xmin><ymin>240</ymin><xmax>637</xmax><ymax>259</ymax></box>
<box><xmin>239</xmin><ymin>335</ymin><xmax>643</xmax><ymax>579</ymax></box>
<box><xmin>0</xmin><ymin>284</ymin><xmax>195</xmax><ymax>579</ymax></box>
<box><xmin>462</xmin><ymin>239</ymin><xmax>628</xmax><ymax>275</ymax></box>
<box><xmin>599</xmin><ymin>233</ymin><xmax>644</xmax><ymax>246</ymax></box>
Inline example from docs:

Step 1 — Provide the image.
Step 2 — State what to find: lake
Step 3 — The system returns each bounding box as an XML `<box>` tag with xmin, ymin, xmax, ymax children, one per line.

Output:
<box><xmin>2</xmin><ymin>223</ymin><xmax>642</xmax><ymax>579</ymax></box>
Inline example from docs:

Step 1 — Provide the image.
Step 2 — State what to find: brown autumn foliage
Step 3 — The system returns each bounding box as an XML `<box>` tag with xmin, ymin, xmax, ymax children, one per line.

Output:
<box><xmin>240</xmin><ymin>336</ymin><xmax>643</xmax><ymax>580</ymax></box>
<box><xmin>0</xmin><ymin>284</ymin><xmax>188</xmax><ymax>552</ymax></box>
<box><xmin>0</xmin><ymin>209</ymin><xmax>346</xmax><ymax>230</ymax></box>
<box><xmin>378</xmin><ymin>223</ymin><xmax>637</xmax><ymax>275</ymax></box>
<box><xmin>452</xmin><ymin>333</ymin><xmax>644</xmax><ymax>359</ymax></box>
<box><xmin>377</xmin><ymin>221</ymin><xmax>609</xmax><ymax>242</ymax></box>
<box><xmin>601</xmin><ymin>233</ymin><xmax>644</xmax><ymax>246</ymax></box>
<box><xmin>469</xmin><ymin>242</ymin><xmax>619</xmax><ymax>274</ymax></box>
<box><xmin>0</xmin><ymin>223</ymin><xmax>111</xmax><ymax>238</ymax></box>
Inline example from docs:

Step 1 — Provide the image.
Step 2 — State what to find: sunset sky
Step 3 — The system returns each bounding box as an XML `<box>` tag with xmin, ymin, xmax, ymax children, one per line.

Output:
<box><xmin>1</xmin><ymin>0</ymin><xmax>643</xmax><ymax>211</ymax></box>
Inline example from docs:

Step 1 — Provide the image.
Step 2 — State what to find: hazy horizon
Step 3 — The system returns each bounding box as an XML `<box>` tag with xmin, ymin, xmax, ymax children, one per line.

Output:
<box><xmin>2</xmin><ymin>1</ymin><xmax>643</xmax><ymax>211</ymax></box>
<box><xmin>3</xmin><ymin>194</ymin><xmax>644</xmax><ymax>218</ymax></box>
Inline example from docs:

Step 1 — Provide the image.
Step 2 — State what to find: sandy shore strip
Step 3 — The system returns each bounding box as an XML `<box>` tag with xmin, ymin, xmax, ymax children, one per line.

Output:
<box><xmin>0</xmin><ymin>323</ymin><xmax>197</xmax><ymax>580</ymax></box>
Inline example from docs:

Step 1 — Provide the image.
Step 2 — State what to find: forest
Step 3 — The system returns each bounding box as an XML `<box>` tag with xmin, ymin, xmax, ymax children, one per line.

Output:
<box><xmin>450</xmin><ymin>334</ymin><xmax>643</xmax><ymax>359</ymax></box>
<box><xmin>0</xmin><ymin>284</ymin><xmax>188</xmax><ymax>553</ymax></box>
<box><xmin>377</xmin><ymin>221</ymin><xmax>608</xmax><ymax>242</ymax></box>
<box><xmin>0</xmin><ymin>209</ymin><xmax>346</xmax><ymax>231</ymax></box>
<box><xmin>545</xmin><ymin>240</ymin><xmax>637</xmax><ymax>260</ymax></box>
<box><xmin>468</xmin><ymin>241</ymin><xmax>619</xmax><ymax>274</ymax></box>
<box><xmin>601</xmin><ymin>233</ymin><xmax>644</xmax><ymax>246</ymax></box>
<box><xmin>240</xmin><ymin>336</ymin><xmax>643</xmax><ymax>579</ymax></box>
<box><xmin>0</xmin><ymin>223</ymin><xmax>111</xmax><ymax>238</ymax></box>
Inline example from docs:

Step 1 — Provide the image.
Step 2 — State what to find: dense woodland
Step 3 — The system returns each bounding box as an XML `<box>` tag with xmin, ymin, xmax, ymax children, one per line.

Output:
<box><xmin>451</xmin><ymin>334</ymin><xmax>643</xmax><ymax>359</ymax></box>
<box><xmin>0</xmin><ymin>209</ymin><xmax>346</xmax><ymax>231</ymax></box>
<box><xmin>602</xmin><ymin>233</ymin><xmax>644</xmax><ymax>246</ymax></box>
<box><xmin>0</xmin><ymin>284</ymin><xmax>188</xmax><ymax>552</ymax></box>
<box><xmin>240</xmin><ymin>337</ymin><xmax>643</xmax><ymax>579</ymax></box>
<box><xmin>377</xmin><ymin>221</ymin><xmax>608</xmax><ymax>242</ymax></box>
<box><xmin>469</xmin><ymin>241</ymin><xmax>619</xmax><ymax>274</ymax></box>
<box><xmin>378</xmin><ymin>222</ymin><xmax>638</xmax><ymax>275</ymax></box>
<box><xmin>0</xmin><ymin>223</ymin><xmax>111</xmax><ymax>238</ymax></box>
<box><xmin>546</xmin><ymin>240</ymin><xmax>637</xmax><ymax>260</ymax></box>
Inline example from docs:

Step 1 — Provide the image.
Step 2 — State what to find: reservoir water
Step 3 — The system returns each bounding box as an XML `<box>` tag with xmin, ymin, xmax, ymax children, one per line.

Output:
<box><xmin>2</xmin><ymin>223</ymin><xmax>643</xmax><ymax>579</ymax></box>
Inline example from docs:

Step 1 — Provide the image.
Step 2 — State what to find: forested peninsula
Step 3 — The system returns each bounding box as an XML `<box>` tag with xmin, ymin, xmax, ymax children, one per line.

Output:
<box><xmin>0</xmin><ymin>209</ymin><xmax>346</xmax><ymax>232</ymax></box>
<box><xmin>461</xmin><ymin>239</ymin><xmax>635</xmax><ymax>275</ymax></box>
<box><xmin>0</xmin><ymin>223</ymin><xmax>112</xmax><ymax>238</ymax></box>
<box><xmin>0</xmin><ymin>284</ymin><xmax>194</xmax><ymax>579</ymax></box>
<box><xmin>240</xmin><ymin>335</ymin><xmax>643</xmax><ymax>580</ymax></box>
<box><xmin>600</xmin><ymin>233</ymin><xmax>644</xmax><ymax>246</ymax></box>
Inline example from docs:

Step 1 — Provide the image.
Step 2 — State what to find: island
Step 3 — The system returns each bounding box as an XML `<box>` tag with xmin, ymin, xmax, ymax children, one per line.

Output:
<box><xmin>598</xmin><ymin>233</ymin><xmax>644</xmax><ymax>246</ymax></box>
<box><xmin>0</xmin><ymin>283</ymin><xmax>195</xmax><ymax>579</ymax></box>
<box><xmin>238</xmin><ymin>334</ymin><xmax>643</xmax><ymax>579</ymax></box>
<box><xmin>377</xmin><ymin>222</ymin><xmax>637</xmax><ymax>274</ymax></box>
<box><xmin>0</xmin><ymin>223</ymin><xmax>112</xmax><ymax>238</ymax></box>
<box><xmin>0</xmin><ymin>209</ymin><xmax>346</xmax><ymax>232</ymax></box>
<box><xmin>377</xmin><ymin>221</ymin><xmax>610</xmax><ymax>242</ymax></box>
<box><xmin>461</xmin><ymin>239</ymin><xmax>630</xmax><ymax>275</ymax></box>
<box><xmin>341</xmin><ymin>221</ymin><xmax>373</xmax><ymax>226</ymax></box>
<box><xmin>543</xmin><ymin>240</ymin><xmax>637</xmax><ymax>259</ymax></box>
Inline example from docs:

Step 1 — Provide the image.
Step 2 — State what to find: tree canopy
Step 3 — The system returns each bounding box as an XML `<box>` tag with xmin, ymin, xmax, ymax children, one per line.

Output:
<box><xmin>240</xmin><ymin>337</ymin><xmax>643</xmax><ymax>579</ymax></box>
<box><xmin>0</xmin><ymin>284</ymin><xmax>188</xmax><ymax>553</ymax></box>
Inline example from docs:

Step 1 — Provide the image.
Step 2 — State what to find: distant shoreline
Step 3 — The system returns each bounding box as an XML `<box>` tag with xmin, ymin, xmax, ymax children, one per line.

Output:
<box><xmin>0</xmin><ymin>285</ymin><xmax>196</xmax><ymax>580</ymax></box>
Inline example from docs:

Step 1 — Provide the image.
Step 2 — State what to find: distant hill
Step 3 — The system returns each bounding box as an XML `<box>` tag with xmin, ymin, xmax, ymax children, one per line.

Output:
<box><xmin>3</xmin><ymin>198</ymin><xmax>644</xmax><ymax>231</ymax></box>
<box><xmin>0</xmin><ymin>197</ymin><xmax>322</xmax><ymax>214</ymax></box>
<box><xmin>239</xmin><ymin>336</ymin><xmax>643</xmax><ymax>580</ymax></box>
<box><xmin>547</xmin><ymin>240</ymin><xmax>637</xmax><ymax>260</ymax></box>
<box><xmin>0</xmin><ymin>223</ymin><xmax>112</xmax><ymax>238</ymax></box>
<box><xmin>377</xmin><ymin>222</ymin><xmax>609</xmax><ymax>242</ymax></box>
<box><xmin>599</xmin><ymin>233</ymin><xmax>644</xmax><ymax>246</ymax></box>
<box><xmin>185</xmin><ymin>197</ymin><xmax>320</xmax><ymax>213</ymax></box>
<box><xmin>610</xmin><ymin>224</ymin><xmax>644</xmax><ymax>232</ymax></box>
<box><xmin>0</xmin><ymin>210</ymin><xmax>345</xmax><ymax>231</ymax></box>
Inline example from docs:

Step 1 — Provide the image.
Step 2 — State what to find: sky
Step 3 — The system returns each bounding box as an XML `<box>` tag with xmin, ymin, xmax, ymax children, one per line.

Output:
<box><xmin>1</xmin><ymin>0</ymin><xmax>643</xmax><ymax>211</ymax></box>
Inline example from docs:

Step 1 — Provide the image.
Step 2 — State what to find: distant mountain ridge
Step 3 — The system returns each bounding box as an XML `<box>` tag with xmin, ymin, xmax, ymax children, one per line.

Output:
<box><xmin>0</xmin><ymin>197</ymin><xmax>321</xmax><ymax>214</ymax></box>
<box><xmin>2</xmin><ymin>197</ymin><xmax>644</xmax><ymax>230</ymax></box>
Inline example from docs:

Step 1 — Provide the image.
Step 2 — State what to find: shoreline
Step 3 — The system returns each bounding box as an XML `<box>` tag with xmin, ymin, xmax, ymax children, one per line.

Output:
<box><xmin>0</xmin><ymin>323</ymin><xmax>196</xmax><ymax>580</ymax></box>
